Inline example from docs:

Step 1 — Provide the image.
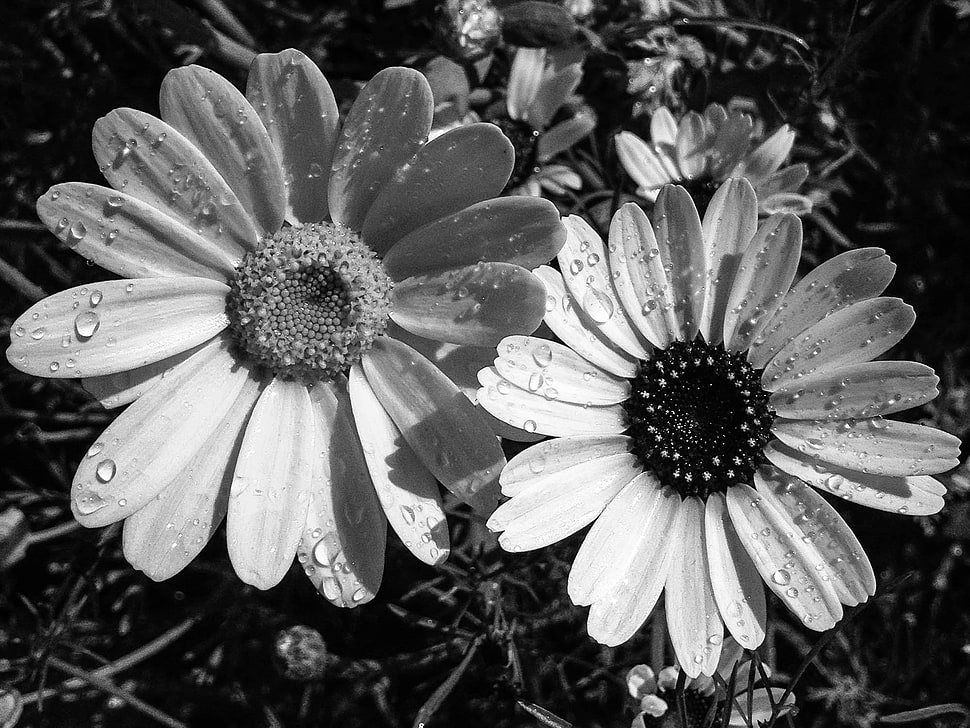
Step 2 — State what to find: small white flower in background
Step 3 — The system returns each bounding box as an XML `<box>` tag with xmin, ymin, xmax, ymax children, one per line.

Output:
<box><xmin>7</xmin><ymin>49</ymin><xmax>567</xmax><ymax>602</ymax></box>
<box><xmin>478</xmin><ymin>178</ymin><xmax>960</xmax><ymax>676</ymax></box>
<box><xmin>616</xmin><ymin>103</ymin><xmax>814</xmax><ymax>215</ymax></box>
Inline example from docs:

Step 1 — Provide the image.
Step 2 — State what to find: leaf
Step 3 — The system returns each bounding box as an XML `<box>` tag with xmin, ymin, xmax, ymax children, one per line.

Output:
<box><xmin>879</xmin><ymin>704</ymin><xmax>970</xmax><ymax>725</ymax></box>
<box><xmin>411</xmin><ymin>637</ymin><xmax>483</xmax><ymax>728</ymax></box>
<box><xmin>516</xmin><ymin>700</ymin><xmax>577</xmax><ymax>728</ymax></box>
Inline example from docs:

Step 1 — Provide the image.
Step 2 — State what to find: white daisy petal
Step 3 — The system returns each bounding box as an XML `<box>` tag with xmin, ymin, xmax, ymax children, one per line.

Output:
<box><xmin>123</xmin><ymin>373</ymin><xmax>261</xmax><ymax>580</ymax></box>
<box><xmin>501</xmin><ymin>434</ymin><xmax>632</xmax><ymax>497</ymax></box>
<box><xmin>586</xmin><ymin>487</ymin><xmax>680</xmax><ymax>646</ymax></box>
<box><xmin>534</xmin><ymin>266</ymin><xmax>638</xmax><ymax>378</ymax></box>
<box><xmin>760</xmin><ymin>192</ymin><xmax>813</xmax><ymax>215</ymax></box>
<box><xmin>615</xmin><ymin>131</ymin><xmax>678</xmax><ymax>195</ymax></box>
<box><xmin>763</xmin><ymin>297</ymin><xmax>915</xmax><ymax>390</ymax></box>
<box><xmin>329</xmin><ymin>68</ymin><xmax>433</xmax><ymax>231</ymax></box>
<box><xmin>362</xmin><ymin>337</ymin><xmax>504</xmax><ymax>513</ymax></box>
<box><xmin>674</xmin><ymin>112</ymin><xmax>709</xmax><ymax>180</ymax></box>
<box><xmin>754</xmin><ymin>163</ymin><xmax>809</xmax><ymax>199</ymax></box>
<box><xmin>732</xmin><ymin>125</ymin><xmax>795</xmax><ymax>184</ymax></box>
<box><xmin>559</xmin><ymin>216</ymin><xmax>650</xmax><ymax>359</ymax></box>
<box><xmin>37</xmin><ymin>184</ymin><xmax>239</xmax><ymax>280</ymax></box>
<box><xmin>653</xmin><ymin>185</ymin><xmax>706</xmax><ymax>339</ymax></box>
<box><xmin>508</xmin><ymin>48</ymin><xmax>546</xmax><ymax>121</ymax></box>
<box><xmin>477</xmin><ymin>366</ymin><xmax>627</xmax><ymax>437</ymax></box>
<box><xmin>650</xmin><ymin>107</ymin><xmax>679</xmax><ymax>147</ymax></box>
<box><xmin>698</xmin><ymin>178</ymin><xmax>758</xmax><ymax>344</ymax></box>
<box><xmin>348</xmin><ymin>366</ymin><xmax>448</xmax><ymax>566</ymax></box>
<box><xmin>764</xmin><ymin>441</ymin><xmax>946</xmax><ymax>516</ymax></box>
<box><xmin>704</xmin><ymin>493</ymin><xmax>767</xmax><ymax>650</ymax></box>
<box><xmin>488</xmin><ymin>453</ymin><xmax>639</xmax><ymax>551</ymax></box>
<box><xmin>159</xmin><ymin>65</ymin><xmax>285</xmax><ymax>236</ymax></box>
<box><xmin>708</xmin><ymin>113</ymin><xmax>753</xmax><ymax>179</ymax></box>
<box><xmin>387</xmin><ymin>322</ymin><xmax>493</xmax><ymax>402</ymax></box>
<box><xmin>755</xmin><ymin>467</ymin><xmax>875</xmax><ymax>606</ymax></box>
<box><xmin>722</xmin><ymin>213</ymin><xmax>802</xmax><ymax>352</ymax></box>
<box><xmin>537</xmin><ymin>113</ymin><xmax>597</xmax><ymax>162</ymax></box>
<box><xmin>227</xmin><ymin>378</ymin><xmax>315</xmax><ymax>590</ymax></box>
<box><xmin>70</xmin><ymin>340</ymin><xmax>249</xmax><ymax>527</ymax></box>
<box><xmin>91</xmin><ymin>108</ymin><xmax>258</xmax><ymax>251</ymax></box>
<box><xmin>494</xmin><ymin>335</ymin><xmax>630</xmax><ymax>405</ymax></box>
<box><xmin>83</xmin><ymin>341</ymin><xmax>209</xmax><ymax>409</ymax></box>
<box><xmin>729</xmin><ymin>688</ymin><xmax>794</xmax><ymax>728</ymax></box>
<box><xmin>725</xmin><ymin>483</ymin><xmax>844</xmax><ymax>632</ymax></box>
<box><xmin>246</xmin><ymin>49</ymin><xmax>339</xmax><ymax>225</ymax></box>
<box><xmin>7</xmin><ymin>278</ymin><xmax>228</xmax><ymax>379</ymax></box>
<box><xmin>608</xmin><ymin>203</ymin><xmax>680</xmax><ymax>348</ymax></box>
<box><xmin>771</xmin><ymin>417</ymin><xmax>960</xmax><ymax>476</ymax></box>
<box><xmin>770</xmin><ymin>361</ymin><xmax>939</xmax><ymax>420</ymax></box>
<box><xmin>665</xmin><ymin>496</ymin><xmax>722</xmax><ymax>678</ymax></box>
<box><xmin>748</xmin><ymin>248</ymin><xmax>895</xmax><ymax>369</ymax></box>
<box><xmin>527</xmin><ymin>63</ymin><xmax>582</xmax><ymax>129</ymax></box>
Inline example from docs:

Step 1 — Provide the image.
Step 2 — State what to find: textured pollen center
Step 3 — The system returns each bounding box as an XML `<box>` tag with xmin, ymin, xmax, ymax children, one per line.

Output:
<box><xmin>227</xmin><ymin>222</ymin><xmax>393</xmax><ymax>382</ymax></box>
<box><xmin>680</xmin><ymin>175</ymin><xmax>720</xmax><ymax>212</ymax></box>
<box><xmin>623</xmin><ymin>339</ymin><xmax>774</xmax><ymax>498</ymax></box>
<box><xmin>494</xmin><ymin>117</ymin><xmax>540</xmax><ymax>190</ymax></box>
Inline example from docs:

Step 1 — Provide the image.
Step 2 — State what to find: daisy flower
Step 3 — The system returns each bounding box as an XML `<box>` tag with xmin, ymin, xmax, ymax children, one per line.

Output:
<box><xmin>497</xmin><ymin>47</ymin><xmax>596</xmax><ymax>196</ymax></box>
<box><xmin>7</xmin><ymin>49</ymin><xmax>566</xmax><ymax>604</ymax></box>
<box><xmin>616</xmin><ymin>104</ymin><xmax>813</xmax><ymax>215</ymax></box>
<box><xmin>478</xmin><ymin>178</ymin><xmax>960</xmax><ymax>675</ymax></box>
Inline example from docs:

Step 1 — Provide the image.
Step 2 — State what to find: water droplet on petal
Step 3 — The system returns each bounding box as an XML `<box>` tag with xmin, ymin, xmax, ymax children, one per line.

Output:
<box><xmin>74</xmin><ymin>311</ymin><xmax>100</xmax><ymax>338</ymax></box>
<box><xmin>96</xmin><ymin>459</ymin><xmax>116</xmax><ymax>483</ymax></box>
<box><xmin>771</xmin><ymin>569</ymin><xmax>791</xmax><ymax>586</ymax></box>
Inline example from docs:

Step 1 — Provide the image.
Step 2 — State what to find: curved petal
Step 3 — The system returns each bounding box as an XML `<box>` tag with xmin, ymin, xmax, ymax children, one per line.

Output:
<box><xmin>37</xmin><ymin>184</ymin><xmax>238</xmax><ymax>280</ymax></box>
<box><xmin>478</xmin><ymin>366</ymin><xmax>626</xmax><ymax>437</ymax></box>
<box><xmin>653</xmin><ymin>185</ymin><xmax>706</xmax><ymax>339</ymax></box>
<box><xmin>748</xmin><ymin>248</ymin><xmax>896</xmax><ymax>369</ymax></box>
<box><xmin>732</xmin><ymin>125</ymin><xmax>795</xmax><ymax>184</ymax></box>
<box><xmin>123</xmin><ymin>373</ymin><xmax>261</xmax><ymax>580</ymax></box>
<box><xmin>650</xmin><ymin>107</ymin><xmax>679</xmax><ymax>147</ymax></box>
<box><xmin>363</xmin><ymin>124</ymin><xmax>515</xmax><ymax>253</ymax></box>
<box><xmin>391</xmin><ymin>262</ymin><xmax>546</xmax><ymax>346</ymax></box>
<box><xmin>386</xmin><ymin>322</ymin><xmax>491</xmax><ymax>402</ymax></box>
<box><xmin>92</xmin><ymin>108</ymin><xmax>258</xmax><ymax>251</ymax></box>
<box><xmin>527</xmin><ymin>63</ymin><xmax>582</xmax><ymax>130</ymax></box>
<box><xmin>728</xmin><ymin>688</ymin><xmax>795</xmax><ymax>728</ymax></box>
<box><xmin>246</xmin><ymin>48</ymin><xmax>339</xmax><ymax>224</ymax></box>
<box><xmin>362</xmin><ymin>337</ymin><xmax>504</xmax><ymax>513</ymax></box>
<box><xmin>760</xmin><ymin>192</ymin><xmax>813</xmax><ymax>216</ymax></box>
<box><xmin>705</xmin><ymin>494</ymin><xmax>766</xmax><ymax>650</ymax></box>
<box><xmin>754</xmin><ymin>163</ymin><xmax>808</xmax><ymax>200</ymax></box>
<box><xmin>770</xmin><ymin>361</ymin><xmax>939</xmax><ymax>420</ymax></box>
<box><xmin>70</xmin><ymin>339</ymin><xmax>251</xmax><ymax>527</ymax></box>
<box><xmin>159</xmin><ymin>65</ymin><xmax>285</xmax><ymax>236</ymax></box>
<box><xmin>494</xmin><ymin>335</ymin><xmax>630</xmax><ymax>405</ymax></box>
<box><xmin>537</xmin><ymin>112</ymin><xmax>596</xmax><ymax>162</ymax></box>
<box><xmin>226</xmin><ymin>378</ymin><xmax>315</xmax><ymax>589</ymax></box>
<box><xmin>507</xmin><ymin>48</ymin><xmax>545</xmax><ymax>121</ymax></box>
<box><xmin>329</xmin><ymin>67</ymin><xmax>433</xmax><ymax>231</ymax></box>
<box><xmin>698</xmin><ymin>178</ymin><xmax>758</xmax><ymax>344</ymax></box>
<box><xmin>300</xmin><ymin>382</ymin><xmax>386</xmax><ymax>607</ymax></box>
<box><xmin>675</xmin><ymin>112</ymin><xmax>709</xmax><ymax>181</ymax></box>
<box><xmin>533</xmin><ymin>266</ymin><xmax>638</xmax><ymax>378</ymax></box>
<box><xmin>83</xmin><ymin>342</ymin><xmax>209</xmax><ymax>409</ymax></box>
<box><xmin>615</xmin><ymin>131</ymin><xmax>678</xmax><ymax>196</ymax></box>
<box><xmin>763</xmin><ymin>440</ymin><xmax>946</xmax><ymax>515</ymax></box>
<box><xmin>7</xmin><ymin>278</ymin><xmax>229</xmax><ymax>378</ymax></box>
<box><xmin>501</xmin><ymin>434</ymin><xmax>632</xmax><ymax>497</ymax></box>
<box><xmin>725</xmin><ymin>483</ymin><xmax>843</xmax><ymax>631</ymax></box>
<box><xmin>722</xmin><ymin>213</ymin><xmax>802</xmax><ymax>352</ymax></box>
<box><xmin>348</xmin><ymin>365</ymin><xmax>448</xmax><ymax>566</ymax></box>
<box><xmin>665</xmin><ymin>496</ymin><xmax>722</xmax><ymax>677</ymax></box>
<box><xmin>382</xmin><ymin>197</ymin><xmax>565</xmax><ymax>279</ymax></box>
<box><xmin>771</xmin><ymin>417</ymin><xmax>961</xmax><ymax>476</ymax></box>
<box><xmin>708</xmin><ymin>113</ymin><xmax>753</xmax><ymax>180</ymax></box>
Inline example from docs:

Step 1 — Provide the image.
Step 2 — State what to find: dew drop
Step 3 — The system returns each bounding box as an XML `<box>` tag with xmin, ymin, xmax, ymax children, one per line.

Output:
<box><xmin>771</xmin><ymin>569</ymin><xmax>791</xmax><ymax>586</ymax></box>
<box><xmin>583</xmin><ymin>286</ymin><xmax>615</xmax><ymax>323</ymax></box>
<box><xmin>96</xmin><ymin>459</ymin><xmax>116</xmax><ymax>483</ymax></box>
<box><xmin>74</xmin><ymin>311</ymin><xmax>101</xmax><ymax>338</ymax></box>
<box><xmin>532</xmin><ymin>344</ymin><xmax>553</xmax><ymax>367</ymax></box>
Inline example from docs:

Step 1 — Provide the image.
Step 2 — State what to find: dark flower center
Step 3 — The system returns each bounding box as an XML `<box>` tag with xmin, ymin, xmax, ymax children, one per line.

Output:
<box><xmin>623</xmin><ymin>339</ymin><xmax>774</xmax><ymax>498</ymax></box>
<box><xmin>680</xmin><ymin>175</ymin><xmax>720</xmax><ymax>213</ymax></box>
<box><xmin>493</xmin><ymin>117</ymin><xmax>540</xmax><ymax>190</ymax></box>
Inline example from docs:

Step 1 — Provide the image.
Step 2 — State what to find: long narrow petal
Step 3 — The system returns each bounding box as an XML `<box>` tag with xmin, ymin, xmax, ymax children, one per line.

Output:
<box><xmin>123</xmin><ymin>374</ymin><xmax>261</xmax><ymax>580</ymax></box>
<box><xmin>478</xmin><ymin>366</ymin><xmax>626</xmax><ymax>437</ymax></box>
<box><xmin>83</xmin><ymin>342</ymin><xmax>209</xmax><ymax>409</ymax></box>
<box><xmin>771</xmin><ymin>417</ymin><xmax>961</xmax><ymax>476</ymax></box>
<box><xmin>764</xmin><ymin>440</ymin><xmax>946</xmax><ymax>515</ymax></box>
<box><xmin>362</xmin><ymin>337</ymin><xmax>504</xmax><ymax>513</ymax></box>
<box><xmin>748</xmin><ymin>248</ymin><xmax>896</xmax><ymax>368</ymax></box>
<box><xmin>537</xmin><ymin>113</ymin><xmax>596</xmax><ymax>162</ymax></box>
<box><xmin>732</xmin><ymin>125</ymin><xmax>795</xmax><ymax>184</ymax></box>
<box><xmin>725</xmin><ymin>483</ymin><xmax>843</xmax><ymax>631</ymax></box>
<box><xmin>698</xmin><ymin>179</ymin><xmax>758</xmax><ymax>344</ymax></box>
<box><xmin>329</xmin><ymin>68</ymin><xmax>433</xmax><ymax>230</ymax></box>
<box><xmin>755</xmin><ymin>467</ymin><xmax>875</xmax><ymax>606</ymax></box>
<box><xmin>381</xmin><ymin>197</ymin><xmax>564</xmax><ymax>278</ymax></box>
<box><xmin>770</xmin><ymin>361</ymin><xmax>939</xmax><ymax>420</ymax></box>
<box><xmin>300</xmin><ymin>382</ymin><xmax>387</xmax><ymax>607</ymax></box>
<box><xmin>7</xmin><ymin>278</ymin><xmax>228</xmax><ymax>378</ymax></box>
<box><xmin>507</xmin><ymin>48</ymin><xmax>545</xmax><ymax>121</ymax></box>
<box><xmin>754</xmin><ymin>163</ymin><xmax>808</xmax><ymax>200</ymax></box>
<box><xmin>246</xmin><ymin>49</ymin><xmax>339</xmax><ymax>224</ymax></box>
<box><xmin>527</xmin><ymin>63</ymin><xmax>582</xmax><ymax>129</ymax></box>
<box><xmin>387</xmin><ymin>322</ymin><xmax>493</xmax><ymax>401</ymax></box>
<box><xmin>348</xmin><ymin>366</ymin><xmax>448</xmax><ymax>566</ymax></box>
<box><xmin>653</xmin><ymin>185</ymin><xmax>706</xmax><ymax>339</ymax></box>
<box><xmin>665</xmin><ymin>496</ymin><xmax>722</xmax><ymax>677</ymax></box>
<box><xmin>763</xmin><ymin>298</ymin><xmax>915</xmax><ymax>391</ymax></box>
<box><xmin>534</xmin><ymin>266</ymin><xmax>638</xmax><ymax>378</ymax></box>
<box><xmin>37</xmin><ymin>184</ymin><xmax>238</xmax><ymax>280</ymax></box>
<box><xmin>159</xmin><ymin>65</ymin><xmax>285</xmax><ymax>236</ymax></box>
<box><xmin>705</xmin><ymin>494</ymin><xmax>766</xmax><ymax>650</ymax></box>
<box><xmin>675</xmin><ymin>112</ymin><xmax>709</xmax><ymax>181</ymax></box>
<box><xmin>615</xmin><ymin>131</ymin><xmax>678</xmax><ymax>195</ymax></box>
<box><xmin>501</xmin><ymin>434</ymin><xmax>632</xmax><ymax>497</ymax></box>
<box><xmin>227</xmin><ymin>378</ymin><xmax>315</xmax><ymax>589</ymax></box>
<box><xmin>92</xmin><ymin>108</ymin><xmax>258</xmax><ymax>251</ymax></box>
<box><xmin>70</xmin><ymin>340</ymin><xmax>250</xmax><ymax>527</ymax></box>
<box><xmin>391</xmin><ymin>262</ymin><xmax>546</xmax><ymax>346</ymax></box>
<box><xmin>650</xmin><ymin>107</ymin><xmax>679</xmax><ymax>147</ymax></box>
<box><xmin>363</xmin><ymin>124</ymin><xmax>515</xmax><ymax>253</ymax></box>
<box><xmin>722</xmin><ymin>213</ymin><xmax>802</xmax><ymax>351</ymax></box>
<box><xmin>708</xmin><ymin>113</ymin><xmax>753</xmax><ymax>179</ymax></box>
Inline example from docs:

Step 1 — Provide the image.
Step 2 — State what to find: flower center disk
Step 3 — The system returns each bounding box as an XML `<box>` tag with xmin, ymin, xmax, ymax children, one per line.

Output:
<box><xmin>623</xmin><ymin>339</ymin><xmax>774</xmax><ymax>498</ymax></box>
<box><xmin>494</xmin><ymin>117</ymin><xmax>540</xmax><ymax>190</ymax></box>
<box><xmin>227</xmin><ymin>222</ymin><xmax>392</xmax><ymax>382</ymax></box>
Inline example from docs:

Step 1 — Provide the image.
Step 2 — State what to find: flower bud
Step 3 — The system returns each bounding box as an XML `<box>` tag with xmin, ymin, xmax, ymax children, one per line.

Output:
<box><xmin>273</xmin><ymin>625</ymin><xmax>328</xmax><ymax>681</ymax></box>
<box><xmin>435</xmin><ymin>0</ymin><xmax>502</xmax><ymax>63</ymax></box>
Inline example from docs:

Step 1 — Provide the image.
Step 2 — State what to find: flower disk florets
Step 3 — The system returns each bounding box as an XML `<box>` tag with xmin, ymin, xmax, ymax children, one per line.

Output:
<box><xmin>493</xmin><ymin>118</ymin><xmax>540</xmax><ymax>189</ymax></box>
<box><xmin>227</xmin><ymin>222</ymin><xmax>392</xmax><ymax>383</ymax></box>
<box><xmin>624</xmin><ymin>339</ymin><xmax>774</xmax><ymax>499</ymax></box>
